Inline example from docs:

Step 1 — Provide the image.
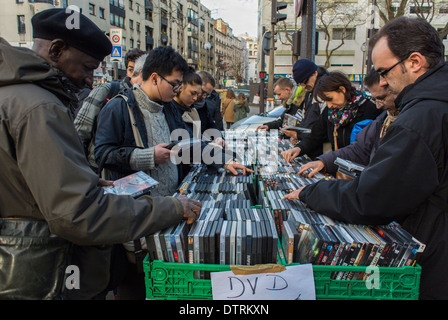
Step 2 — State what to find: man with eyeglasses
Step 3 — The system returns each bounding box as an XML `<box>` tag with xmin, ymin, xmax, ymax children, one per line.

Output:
<box><xmin>94</xmin><ymin>46</ymin><xmax>251</xmax><ymax>298</ymax></box>
<box><xmin>283</xmin><ymin>17</ymin><xmax>448</xmax><ymax>299</ymax></box>
<box><xmin>92</xmin><ymin>46</ymin><xmax>191</xmax><ymax>299</ymax></box>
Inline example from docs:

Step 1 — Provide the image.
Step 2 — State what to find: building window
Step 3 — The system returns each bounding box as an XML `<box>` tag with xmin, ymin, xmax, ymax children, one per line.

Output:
<box><xmin>145</xmin><ymin>8</ymin><xmax>153</xmax><ymax>21</ymax></box>
<box><xmin>99</xmin><ymin>7</ymin><xmax>105</xmax><ymax>19</ymax></box>
<box><xmin>110</xmin><ymin>13</ymin><xmax>124</xmax><ymax>28</ymax></box>
<box><xmin>410</xmin><ymin>5</ymin><xmax>432</xmax><ymax>14</ymax></box>
<box><xmin>332</xmin><ymin>28</ymin><xmax>356</xmax><ymax>40</ymax></box>
<box><xmin>89</xmin><ymin>3</ymin><xmax>95</xmax><ymax>15</ymax></box>
<box><xmin>17</xmin><ymin>15</ymin><xmax>26</xmax><ymax>34</ymax></box>
<box><xmin>129</xmin><ymin>19</ymin><xmax>134</xmax><ymax>30</ymax></box>
<box><xmin>110</xmin><ymin>0</ymin><xmax>124</xmax><ymax>9</ymax></box>
<box><xmin>129</xmin><ymin>0</ymin><xmax>133</xmax><ymax>10</ymax></box>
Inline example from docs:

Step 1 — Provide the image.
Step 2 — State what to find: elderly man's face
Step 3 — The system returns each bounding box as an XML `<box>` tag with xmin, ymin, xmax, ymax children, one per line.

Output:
<box><xmin>274</xmin><ymin>85</ymin><xmax>292</xmax><ymax>102</ymax></box>
<box><xmin>56</xmin><ymin>46</ymin><xmax>101</xmax><ymax>89</ymax></box>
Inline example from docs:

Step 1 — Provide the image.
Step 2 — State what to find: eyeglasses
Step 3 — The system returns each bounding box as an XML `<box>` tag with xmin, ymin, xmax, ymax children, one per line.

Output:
<box><xmin>377</xmin><ymin>56</ymin><xmax>408</xmax><ymax>78</ymax></box>
<box><xmin>159</xmin><ymin>74</ymin><xmax>183</xmax><ymax>91</ymax></box>
<box><xmin>371</xmin><ymin>92</ymin><xmax>390</xmax><ymax>105</ymax></box>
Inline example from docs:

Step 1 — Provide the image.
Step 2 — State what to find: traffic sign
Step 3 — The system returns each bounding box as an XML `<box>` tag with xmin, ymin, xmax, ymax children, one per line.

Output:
<box><xmin>109</xmin><ymin>28</ymin><xmax>122</xmax><ymax>45</ymax></box>
<box><xmin>110</xmin><ymin>45</ymin><xmax>122</xmax><ymax>62</ymax></box>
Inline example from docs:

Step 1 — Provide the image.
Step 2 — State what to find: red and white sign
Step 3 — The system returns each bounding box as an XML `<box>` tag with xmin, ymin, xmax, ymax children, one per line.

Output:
<box><xmin>109</xmin><ymin>28</ymin><xmax>122</xmax><ymax>45</ymax></box>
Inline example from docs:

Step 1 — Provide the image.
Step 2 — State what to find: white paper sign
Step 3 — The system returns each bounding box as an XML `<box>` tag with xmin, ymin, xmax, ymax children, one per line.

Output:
<box><xmin>210</xmin><ymin>264</ymin><xmax>316</xmax><ymax>300</ymax></box>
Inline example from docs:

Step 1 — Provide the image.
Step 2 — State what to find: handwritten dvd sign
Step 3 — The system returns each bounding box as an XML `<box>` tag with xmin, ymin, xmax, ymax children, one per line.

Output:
<box><xmin>210</xmin><ymin>264</ymin><xmax>316</xmax><ymax>300</ymax></box>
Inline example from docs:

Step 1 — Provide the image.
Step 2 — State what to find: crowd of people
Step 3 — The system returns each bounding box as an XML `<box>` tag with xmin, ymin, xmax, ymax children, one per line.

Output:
<box><xmin>0</xmin><ymin>7</ymin><xmax>446</xmax><ymax>301</ymax></box>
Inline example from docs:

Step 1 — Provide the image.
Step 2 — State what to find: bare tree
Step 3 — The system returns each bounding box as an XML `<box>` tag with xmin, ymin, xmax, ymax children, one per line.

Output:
<box><xmin>376</xmin><ymin>0</ymin><xmax>448</xmax><ymax>39</ymax></box>
<box><xmin>316</xmin><ymin>1</ymin><xmax>366</xmax><ymax>69</ymax></box>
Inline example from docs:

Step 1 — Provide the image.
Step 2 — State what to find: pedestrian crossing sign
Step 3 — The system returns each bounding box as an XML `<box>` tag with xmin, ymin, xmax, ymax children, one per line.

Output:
<box><xmin>111</xmin><ymin>46</ymin><xmax>122</xmax><ymax>58</ymax></box>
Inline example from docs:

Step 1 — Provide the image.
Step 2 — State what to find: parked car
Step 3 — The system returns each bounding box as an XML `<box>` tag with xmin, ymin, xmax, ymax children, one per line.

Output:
<box><xmin>229</xmin><ymin>105</ymin><xmax>285</xmax><ymax>131</ymax></box>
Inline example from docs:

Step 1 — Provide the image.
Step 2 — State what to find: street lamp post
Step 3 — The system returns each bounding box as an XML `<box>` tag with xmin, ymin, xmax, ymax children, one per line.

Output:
<box><xmin>360</xmin><ymin>42</ymin><xmax>367</xmax><ymax>90</ymax></box>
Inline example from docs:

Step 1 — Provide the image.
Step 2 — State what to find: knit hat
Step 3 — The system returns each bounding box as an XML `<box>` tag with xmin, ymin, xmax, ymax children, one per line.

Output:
<box><xmin>292</xmin><ymin>59</ymin><xmax>318</xmax><ymax>84</ymax></box>
<box><xmin>32</xmin><ymin>8</ymin><xmax>112</xmax><ymax>61</ymax></box>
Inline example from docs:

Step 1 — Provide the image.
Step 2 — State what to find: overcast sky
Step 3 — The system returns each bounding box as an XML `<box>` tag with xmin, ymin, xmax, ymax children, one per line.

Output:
<box><xmin>200</xmin><ymin>0</ymin><xmax>259</xmax><ymax>38</ymax></box>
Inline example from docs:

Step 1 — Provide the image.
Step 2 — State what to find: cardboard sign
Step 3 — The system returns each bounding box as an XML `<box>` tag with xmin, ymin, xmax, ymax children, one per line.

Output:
<box><xmin>211</xmin><ymin>264</ymin><xmax>316</xmax><ymax>300</ymax></box>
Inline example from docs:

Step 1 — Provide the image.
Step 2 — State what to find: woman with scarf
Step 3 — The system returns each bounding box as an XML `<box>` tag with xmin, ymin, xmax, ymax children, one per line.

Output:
<box><xmin>282</xmin><ymin>71</ymin><xmax>381</xmax><ymax>163</ymax></box>
<box><xmin>170</xmin><ymin>69</ymin><xmax>224</xmax><ymax>146</ymax></box>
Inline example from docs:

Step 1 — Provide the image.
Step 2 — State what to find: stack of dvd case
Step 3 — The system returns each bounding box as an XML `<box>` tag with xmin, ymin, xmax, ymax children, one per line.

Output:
<box><xmin>284</xmin><ymin>210</ymin><xmax>426</xmax><ymax>280</ymax></box>
<box><xmin>145</xmin><ymin>135</ymin><xmax>425</xmax><ymax>281</ymax></box>
<box><xmin>146</xmin><ymin>209</ymin><xmax>279</xmax><ymax>267</ymax></box>
<box><xmin>255</xmin><ymin>159</ymin><xmax>425</xmax><ymax>278</ymax></box>
<box><xmin>146</xmin><ymin>165</ymin><xmax>279</xmax><ymax>267</ymax></box>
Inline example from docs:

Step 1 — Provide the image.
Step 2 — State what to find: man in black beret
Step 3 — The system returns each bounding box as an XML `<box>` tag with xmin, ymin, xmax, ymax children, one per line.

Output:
<box><xmin>31</xmin><ymin>8</ymin><xmax>112</xmax><ymax>90</ymax></box>
<box><xmin>0</xmin><ymin>8</ymin><xmax>201</xmax><ymax>300</ymax></box>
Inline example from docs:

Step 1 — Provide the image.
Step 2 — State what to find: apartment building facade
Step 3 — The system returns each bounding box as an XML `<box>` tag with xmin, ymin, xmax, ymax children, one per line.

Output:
<box><xmin>1</xmin><ymin>0</ymin><xmax>246</xmax><ymax>85</ymax></box>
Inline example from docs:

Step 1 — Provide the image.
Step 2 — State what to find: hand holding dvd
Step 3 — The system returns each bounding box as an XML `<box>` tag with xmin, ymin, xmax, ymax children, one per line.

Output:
<box><xmin>154</xmin><ymin>143</ymin><xmax>173</xmax><ymax>164</ymax></box>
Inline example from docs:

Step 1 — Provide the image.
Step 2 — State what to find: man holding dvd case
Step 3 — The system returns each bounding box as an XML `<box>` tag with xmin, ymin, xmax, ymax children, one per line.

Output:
<box><xmin>0</xmin><ymin>8</ymin><xmax>201</xmax><ymax>300</ymax></box>
<box><xmin>285</xmin><ymin>17</ymin><xmax>448</xmax><ymax>299</ymax></box>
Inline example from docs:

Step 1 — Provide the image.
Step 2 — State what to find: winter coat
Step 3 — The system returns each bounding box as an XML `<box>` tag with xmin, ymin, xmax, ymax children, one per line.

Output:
<box><xmin>206</xmin><ymin>90</ymin><xmax>224</xmax><ymax>131</ymax></box>
<box><xmin>264</xmin><ymin>90</ymin><xmax>323</xmax><ymax>157</ymax></box>
<box><xmin>174</xmin><ymin>99</ymin><xmax>221</xmax><ymax>139</ymax></box>
<box><xmin>317</xmin><ymin>111</ymin><xmax>387</xmax><ymax>174</ymax></box>
<box><xmin>0</xmin><ymin>38</ymin><xmax>183</xmax><ymax>299</ymax></box>
<box><xmin>263</xmin><ymin>89</ymin><xmax>302</xmax><ymax>130</ymax></box>
<box><xmin>296</xmin><ymin>94</ymin><xmax>381</xmax><ymax>157</ymax></box>
<box><xmin>299</xmin><ymin>62</ymin><xmax>448</xmax><ymax>300</ymax></box>
<box><xmin>233</xmin><ymin>100</ymin><xmax>250</xmax><ymax>123</ymax></box>
<box><xmin>222</xmin><ymin>98</ymin><xmax>235</xmax><ymax>123</ymax></box>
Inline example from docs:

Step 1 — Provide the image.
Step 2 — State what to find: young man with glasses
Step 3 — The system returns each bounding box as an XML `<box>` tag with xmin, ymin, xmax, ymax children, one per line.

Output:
<box><xmin>94</xmin><ymin>47</ymin><xmax>251</xmax><ymax>299</ymax></box>
<box><xmin>284</xmin><ymin>16</ymin><xmax>448</xmax><ymax>299</ymax></box>
<box><xmin>93</xmin><ymin>46</ymin><xmax>190</xmax><ymax>299</ymax></box>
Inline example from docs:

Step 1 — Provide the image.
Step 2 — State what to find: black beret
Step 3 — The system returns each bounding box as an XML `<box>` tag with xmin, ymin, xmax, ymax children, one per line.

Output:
<box><xmin>32</xmin><ymin>8</ymin><xmax>112</xmax><ymax>61</ymax></box>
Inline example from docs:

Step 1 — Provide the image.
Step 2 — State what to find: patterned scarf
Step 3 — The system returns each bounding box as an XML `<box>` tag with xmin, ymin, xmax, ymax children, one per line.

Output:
<box><xmin>328</xmin><ymin>91</ymin><xmax>368</xmax><ymax>150</ymax></box>
<box><xmin>328</xmin><ymin>91</ymin><xmax>368</xmax><ymax>130</ymax></box>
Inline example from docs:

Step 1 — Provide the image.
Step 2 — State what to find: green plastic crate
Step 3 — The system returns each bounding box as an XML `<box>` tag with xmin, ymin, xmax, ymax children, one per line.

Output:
<box><xmin>143</xmin><ymin>257</ymin><xmax>421</xmax><ymax>300</ymax></box>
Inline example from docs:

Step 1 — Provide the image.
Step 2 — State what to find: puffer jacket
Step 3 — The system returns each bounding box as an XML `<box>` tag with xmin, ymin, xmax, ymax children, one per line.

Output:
<box><xmin>0</xmin><ymin>38</ymin><xmax>184</xmax><ymax>299</ymax></box>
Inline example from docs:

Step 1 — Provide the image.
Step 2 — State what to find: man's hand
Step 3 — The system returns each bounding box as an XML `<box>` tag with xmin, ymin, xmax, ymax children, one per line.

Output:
<box><xmin>283</xmin><ymin>187</ymin><xmax>305</xmax><ymax>200</ymax></box>
<box><xmin>298</xmin><ymin>160</ymin><xmax>325</xmax><ymax>178</ymax></box>
<box><xmin>215</xmin><ymin>137</ymin><xmax>226</xmax><ymax>148</ymax></box>
<box><xmin>281</xmin><ymin>147</ymin><xmax>301</xmax><ymax>163</ymax></box>
<box><xmin>154</xmin><ymin>143</ymin><xmax>173</xmax><ymax>164</ymax></box>
<box><xmin>224</xmin><ymin>160</ymin><xmax>255</xmax><ymax>176</ymax></box>
<box><xmin>175</xmin><ymin>195</ymin><xmax>202</xmax><ymax>224</ymax></box>
<box><xmin>256</xmin><ymin>125</ymin><xmax>269</xmax><ymax>131</ymax></box>
<box><xmin>97</xmin><ymin>178</ymin><xmax>114</xmax><ymax>187</ymax></box>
